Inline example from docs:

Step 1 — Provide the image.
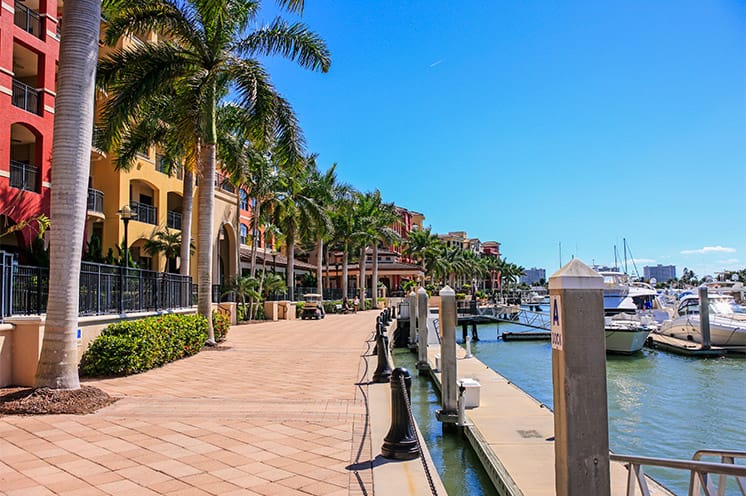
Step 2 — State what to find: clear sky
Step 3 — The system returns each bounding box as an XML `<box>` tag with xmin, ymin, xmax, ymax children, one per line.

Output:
<box><xmin>258</xmin><ymin>0</ymin><xmax>746</xmax><ymax>280</ymax></box>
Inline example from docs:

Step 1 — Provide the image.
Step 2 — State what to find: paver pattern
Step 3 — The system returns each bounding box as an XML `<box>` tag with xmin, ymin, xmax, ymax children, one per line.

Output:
<box><xmin>1</xmin><ymin>312</ymin><xmax>379</xmax><ymax>495</ymax></box>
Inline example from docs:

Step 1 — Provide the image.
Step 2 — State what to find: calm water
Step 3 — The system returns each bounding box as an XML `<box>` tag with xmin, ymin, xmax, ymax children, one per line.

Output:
<box><xmin>394</xmin><ymin>317</ymin><xmax>746</xmax><ymax>496</ymax></box>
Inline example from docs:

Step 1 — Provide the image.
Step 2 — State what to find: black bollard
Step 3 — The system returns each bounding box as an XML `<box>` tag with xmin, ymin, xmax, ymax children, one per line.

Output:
<box><xmin>391</xmin><ymin>305</ymin><xmax>396</xmax><ymax>319</ymax></box>
<box><xmin>381</xmin><ymin>368</ymin><xmax>420</xmax><ymax>460</ymax></box>
<box><xmin>372</xmin><ymin>331</ymin><xmax>392</xmax><ymax>383</ymax></box>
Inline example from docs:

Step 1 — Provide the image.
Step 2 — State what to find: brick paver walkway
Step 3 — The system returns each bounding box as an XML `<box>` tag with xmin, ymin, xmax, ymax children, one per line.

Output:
<box><xmin>0</xmin><ymin>312</ymin><xmax>379</xmax><ymax>496</ymax></box>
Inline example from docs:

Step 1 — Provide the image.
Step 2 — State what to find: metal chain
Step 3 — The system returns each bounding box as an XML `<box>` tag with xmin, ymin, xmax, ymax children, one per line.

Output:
<box><xmin>398</xmin><ymin>374</ymin><xmax>439</xmax><ymax>496</ymax></box>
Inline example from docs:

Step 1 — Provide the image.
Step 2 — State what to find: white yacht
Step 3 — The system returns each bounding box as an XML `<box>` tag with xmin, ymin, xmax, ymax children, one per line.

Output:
<box><xmin>657</xmin><ymin>294</ymin><xmax>746</xmax><ymax>347</ymax></box>
<box><xmin>599</xmin><ymin>271</ymin><xmax>659</xmax><ymax>353</ymax></box>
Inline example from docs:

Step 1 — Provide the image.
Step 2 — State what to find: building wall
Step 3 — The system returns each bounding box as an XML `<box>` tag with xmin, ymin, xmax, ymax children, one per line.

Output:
<box><xmin>643</xmin><ymin>264</ymin><xmax>676</xmax><ymax>282</ymax></box>
<box><xmin>0</xmin><ymin>0</ymin><xmax>59</xmax><ymax>251</ymax></box>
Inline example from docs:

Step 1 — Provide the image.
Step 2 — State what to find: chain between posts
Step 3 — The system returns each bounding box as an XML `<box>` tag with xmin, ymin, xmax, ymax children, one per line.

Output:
<box><xmin>398</xmin><ymin>374</ymin><xmax>439</xmax><ymax>496</ymax></box>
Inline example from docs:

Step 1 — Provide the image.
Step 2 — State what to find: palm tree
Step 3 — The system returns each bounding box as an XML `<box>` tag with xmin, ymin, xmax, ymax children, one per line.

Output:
<box><xmin>223</xmin><ymin>275</ymin><xmax>260</xmax><ymax>321</ymax></box>
<box><xmin>144</xmin><ymin>227</ymin><xmax>193</xmax><ymax>273</ymax></box>
<box><xmin>330</xmin><ymin>190</ymin><xmax>358</xmax><ymax>299</ymax></box>
<box><xmin>35</xmin><ymin>0</ymin><xmax>102</xmax><ymax>389</ymax></box>
<box><xmin>98</xmin><ymin>0</ymin><xmax>330</xmax><ymax>343</ymax></box>
<box><xmin>270</xmin><ymin>157</ymin><xmax>329</xmax><ymax>297</ymax></box>
<box><xmin>305</xmin><ymin>163</ymin><xmax>346</xmax><ymax>297</ymax></box>
<box><xmin>361</xmin><ymin>191</ymin><xmax>399</xmax><ymax>308</ymax></box>
<box><xmin>402</xmin><ymin>226</ymin><xmax>442</xmax><ymax>283</ymax></box>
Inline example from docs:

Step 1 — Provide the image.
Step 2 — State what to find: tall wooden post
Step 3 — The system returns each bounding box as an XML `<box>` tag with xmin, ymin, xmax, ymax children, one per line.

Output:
<box><xmin>436</xmin><ymin>285</ymin><xmax>458</xmax><ymax>424</ymax></box>
<box><xmin>549</xmin><ymin>259</ymin><xmax>610</xmax><ymax>496</ymax></box>
<box><xmin>408</xmin><ymin>289</ymin><xmax>417</xmax><ymax>348</ymax></box>
<box><xmin>416</xmin><ymin>287</ymin><xmax>429</xmax><ymax>370</ymax></box>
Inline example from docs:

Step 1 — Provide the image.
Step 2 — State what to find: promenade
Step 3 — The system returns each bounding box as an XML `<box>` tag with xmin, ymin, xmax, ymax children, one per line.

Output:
<box><xmin>0</xmin><ymin>312</ymin><xmax>444</xmax><ymax>495</ymax></box>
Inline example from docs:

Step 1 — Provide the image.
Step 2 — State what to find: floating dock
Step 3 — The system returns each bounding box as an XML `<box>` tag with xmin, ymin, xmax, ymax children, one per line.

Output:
<box><xmin>646</xmin><ymin>333</ymin><xmax>727</xmax><ymax>357</ymax></box>
<box><xmin>424</xmin><ymin>345</ymin><xmax>673</xmax><ymax>496</ymax></box>
<box><xmin>501</xmin><ymin>331</ymin><xmax>551</xmax><ymax>341</ymax></box>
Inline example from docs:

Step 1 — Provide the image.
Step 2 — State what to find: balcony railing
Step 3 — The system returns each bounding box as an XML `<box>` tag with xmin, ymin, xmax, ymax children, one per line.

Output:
<box><xmin>215</xmin><ymin>173</ymin><xmax>236</xmax><ymax>194</ymax></box>
<box><xmin>167</xmin><ymin>210</ymin><xmax>182</xmax><ymax>230</ymax></box>
<box><xmin>9</xmin><ymin>160</ymin><xmax>38</xmax><ymax>192</ymax></box>
<box><xmin>131</xmin><ymin>201</ymin><xmax>157</xmax><ymax>225</ymax></box>
<box><xmin>87</xmin><ymin>188</ymin><xmax>104</xmax><ymax>213</ymax></box>
<box><xmin>14</xmin><ymin>1</ymin><xmax>42</xmax><ymax>39</ymax></box>
<box><xmin>12</xmin><ymin>79</ymin><xmax>41</xmax><ymax>115</ymax></box>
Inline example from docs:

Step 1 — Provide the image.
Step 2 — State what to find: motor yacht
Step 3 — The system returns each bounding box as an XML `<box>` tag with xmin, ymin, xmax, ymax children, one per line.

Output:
<box><xmin>657</xmin><ymin>294</ymin><xmax>746</xmax><ymax>347</ymax></box>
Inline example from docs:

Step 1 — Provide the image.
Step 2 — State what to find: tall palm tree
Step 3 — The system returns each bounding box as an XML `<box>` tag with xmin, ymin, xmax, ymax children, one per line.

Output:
<box><xmin>403</xmin><ymin>226</ymin><xmax>443</xmax><ymax>284</ymax></box>
<box><xmin>35</xmin><ymin>0</ymin><xmax>102</xmax><ymax>389</ymax></box>
<box><xmin>361</xmin><ymin>191</ymin><xmax>399</xmax><ymax>308</ymax></box>
<box><xmin>270</xmin><ymin>157</ymin><xmax>329</xmax><ymax>297</ymax></box>
<box><xmin>330</xmin><ymin>190</ymin><xmax>358</xmax><ymax>299</ymax></box>
<box><xmin>98</xmin><ymin>0</ymin><xmax>329</xmax><ymax>342</ymax></box>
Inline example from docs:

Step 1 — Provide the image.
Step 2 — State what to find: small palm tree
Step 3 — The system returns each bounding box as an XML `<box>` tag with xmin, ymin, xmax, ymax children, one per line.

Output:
<box><xmin>223</xmin><ymin>275</ymin><xmax>260</xmax><ymax>321</ymax></box>
<box><xmin>144</xmin><ymin>227</ymin><xmax>194</xmax><ymax>273</ymax></box>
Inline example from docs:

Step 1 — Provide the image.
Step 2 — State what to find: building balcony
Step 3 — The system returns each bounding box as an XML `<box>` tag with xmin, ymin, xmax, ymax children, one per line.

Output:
<box><xmin>214</xmin><ymin>173</ymin><xmax>236</xmax><ymax>194</ymax></box>
<box><xmin>130</xmin><ymin>201</ymin><xmax>157</xmax><ymax>225</ymax></box>
<box><xmin>86</xmin><ymin>188</ymin><xmax>104</xmax><ymax>218</ymax></box>
<box><xmin>9</xmin><ymin>160</ymin><xmax>39</xmax><ymax>193</ymax></box>
<box><xmin>12</xmin><ymin>79</ymin><xmax>41</xmax><ymax>115</ymax></box>
<box><xmin>14</xmin><ymin>1</ymin><xmax>42</xmax><ymax>39</ymax></box>
<box><xmin>166</xmin><ymin>210</ymin><xmax>182</xmax><ymax>230</ymax></box>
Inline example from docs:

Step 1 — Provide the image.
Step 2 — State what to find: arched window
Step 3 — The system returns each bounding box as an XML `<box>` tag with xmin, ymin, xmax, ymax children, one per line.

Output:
<box><xmin>240</xmin><ymin>190</ymin><xmax>249</xmax><ymax>211</ymax></box>
<box><xmin>240</xmin><ymin>224</ymin><xmax>248</xmax><ymax>245</ymax></box>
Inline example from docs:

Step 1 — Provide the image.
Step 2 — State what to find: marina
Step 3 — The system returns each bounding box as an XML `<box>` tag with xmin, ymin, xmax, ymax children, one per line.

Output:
<box><xmin>389</xmin><ymin>287</ymin><xmax>746</xmax><ymax>496</ymax></box>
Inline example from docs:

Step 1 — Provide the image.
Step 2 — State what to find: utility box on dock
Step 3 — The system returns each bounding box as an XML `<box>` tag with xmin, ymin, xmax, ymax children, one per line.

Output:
<box><xmin>458</xmin><ymin>378</ymin><xmax>481</xmax><ymax>408</ymax></box>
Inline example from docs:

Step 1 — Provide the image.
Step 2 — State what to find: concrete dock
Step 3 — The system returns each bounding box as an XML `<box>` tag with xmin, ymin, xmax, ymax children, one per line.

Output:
<box><xmin>0</xmin><ymin>312</ymin><xmax>446</xmax><ymax>495</ymax></box>
<box><xmin>425</xmin><ymin>344</ymin><xmax>674</xmax><ymax>496</ymax></box>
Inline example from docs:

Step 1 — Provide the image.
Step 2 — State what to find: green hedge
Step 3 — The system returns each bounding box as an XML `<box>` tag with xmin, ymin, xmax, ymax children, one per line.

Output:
<box><xmin>79</xmin><ymin>314</ymin><xmax>208</xmax><ymax>377</ymax></box>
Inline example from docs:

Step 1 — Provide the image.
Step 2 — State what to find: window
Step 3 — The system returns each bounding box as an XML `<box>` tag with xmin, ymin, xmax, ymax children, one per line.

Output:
<box><xmin>240</xmin><ymin>190</ymin><xmax>249</xmax><ymax>211</ymax></box>
<box><xmin>240</xmin><ymin>224</ymin><xmax>248</xmax><ymax>245</ymax></box>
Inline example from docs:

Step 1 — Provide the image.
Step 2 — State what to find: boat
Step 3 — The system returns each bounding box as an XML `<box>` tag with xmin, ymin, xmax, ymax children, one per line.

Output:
<box><xmin>599</xmin><ymin>271</ymin><xmax>660</xmax><ymax>353</ymax></box>
<box><xmin>657</xmin><ymin>293</ymin><xmax>746</xmax><ymax>347</ymax></box>
<box><xmin>605</xmin><ymin>313</ymin><xmax>657</xmax><ymax>354</ymax></box>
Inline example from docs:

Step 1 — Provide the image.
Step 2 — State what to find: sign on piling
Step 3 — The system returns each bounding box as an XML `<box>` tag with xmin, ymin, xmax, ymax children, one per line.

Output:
<box><xmin>549</xmin><ymin>259</ymin><xmax>610</xmax><ymax>496</ymax></box>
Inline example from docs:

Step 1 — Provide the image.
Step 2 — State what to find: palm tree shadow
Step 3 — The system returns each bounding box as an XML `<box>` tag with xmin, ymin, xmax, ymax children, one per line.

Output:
<box><xmin>346</xmin><ymin>455</ymin><xmax>395</xmax><ymax>471</ymax></box>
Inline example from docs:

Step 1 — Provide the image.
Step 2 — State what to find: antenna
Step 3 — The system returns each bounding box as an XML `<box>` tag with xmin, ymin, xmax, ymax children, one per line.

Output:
<box><xmin>559</xmin><ymin>242</ymin><xmax>562</xmax><ymax>269</ymax></box>
<box><xmin>623</xmin><ymin>238</ymin><xmax>628</xmax><ymax>274</ymax></box>
<box><xmin>614</xmin><ymin>245</ymin><xmax>618</xmax><ymax>271</ymax></box>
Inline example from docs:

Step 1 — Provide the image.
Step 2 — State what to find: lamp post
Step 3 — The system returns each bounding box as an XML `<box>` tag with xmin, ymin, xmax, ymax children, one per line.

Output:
<box><xmin>272</xmin><ymin>250</ymin><xmax>277</xmax><ymax>274</ymax></box>
<box><xmin>118</xmin><ymin>205</ymin><xmax>137</xmax><ymax>312</ymax></box>
<box><xmin>335</xmin><ymin>263</ymin><xmax>340</xmax><ymax>289</ymax></box>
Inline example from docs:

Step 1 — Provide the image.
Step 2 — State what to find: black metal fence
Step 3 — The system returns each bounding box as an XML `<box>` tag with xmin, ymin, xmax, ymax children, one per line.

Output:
<box><xmin>3</xmin><ymin>255</ymin><xmax>193</xmax><ymax>320</ymax></box>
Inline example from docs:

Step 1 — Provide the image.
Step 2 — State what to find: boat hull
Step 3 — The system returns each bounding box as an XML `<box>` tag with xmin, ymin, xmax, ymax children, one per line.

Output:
<box><xmin>658</xmin><ymin>317</ymin><xmax>746</xmax><ymax>347</ymax></box>
<box><xmin>605</xmin><ymin>327</ymin><xmax>652</xmax><ymax>354</ymax></box>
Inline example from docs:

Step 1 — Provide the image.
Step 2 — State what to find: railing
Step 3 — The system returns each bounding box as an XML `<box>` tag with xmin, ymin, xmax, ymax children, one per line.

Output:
<box><xmin>212</xmin><ymin>284</ymin><xmax>235</xmax><ymax>303</ymax></box>
<box><xmin>130</xmin><ymin>201</ymin><xmax>157</xmax><ymax>225</ymax></box>
<box><xmin>9</xmin><ymin>160</ymin><xmax>38</xmax><ymax>192</ymax></box>
<box><xmin>0</xmin><ymin>253</ymin><xmax>14</xmax><ymax>322</ymax></box>
<box><xmin>13</xmin><ymin>261</ymin><xmax>193</xmax><ymax>316</ymax></box>
<box><xmin>166</xmin><ymin>210</ymin><xmax>182</xmax><ymax>230</ymax></box>
<box><xmin>12</xmin><ymin>79</ymin><xmax>41</xmax><ymax>115</ymax></box>
<box><xmin>14</xmin><ymin>1</ymin><xmax>42</xmax><ymax>38</ymax></box>
<box><xmin>215</xmin><ymin>173</ymin><xmax>236</xmax><ymax>194</ymax></box>
<box><xmin>87</xmin><ymin>188</ymin><xmax>104</xmax><ymax>213</ymax></box>
<box><xmin>610</xmin><ymin>452</ymin><xmax>746</xmax><ymax>496</ymax></box>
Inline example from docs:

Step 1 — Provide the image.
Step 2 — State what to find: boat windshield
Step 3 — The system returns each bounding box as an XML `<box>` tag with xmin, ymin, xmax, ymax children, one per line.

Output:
<box><xmin>709</xmin><ymin>300</ymin><xmax>744</xmax><ymax>316</ymax></box>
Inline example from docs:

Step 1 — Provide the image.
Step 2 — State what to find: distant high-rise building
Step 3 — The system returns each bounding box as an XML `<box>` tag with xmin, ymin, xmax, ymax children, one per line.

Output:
<box><xmin>520</xmin><ymin>267</ymin><xmax>546</xmax><ymax>285</ymax></box>
<box><xmin>643</xmin><ymin>264</ymin><xmax>676</xmax><ymax>282</ymax></box>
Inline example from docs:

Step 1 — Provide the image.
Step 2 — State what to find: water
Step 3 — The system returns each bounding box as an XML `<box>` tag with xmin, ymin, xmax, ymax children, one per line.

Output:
<box><xmin>467</xmin><ymin>320</ymin><xmax>745</xmax><ymax>494</ymax></box>
<box><xmin>393</xmin><ymin>348</ymin><xmax>499</xmax><ymax>496</ymax></box>
<box><xmin>395</xmin><ymin>318</ymin><xmax>746</xmax><ymax>495</ymax></box>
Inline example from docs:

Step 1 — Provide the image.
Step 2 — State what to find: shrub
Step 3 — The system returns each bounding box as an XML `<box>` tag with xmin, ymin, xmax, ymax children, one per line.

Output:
<box><xmin>212</xmin><ymin>311</ymin><xmax>230</xmax><ymax>342</ymax></box>
<box><xmin>79</xmin><ymin>314</ymin><xmax>208</xmax><ymax>377</ymax></box>
<box><xmin>455</xmin><ymin>293</ymin><xmax>466</xmax><ymax>300</ymax></box>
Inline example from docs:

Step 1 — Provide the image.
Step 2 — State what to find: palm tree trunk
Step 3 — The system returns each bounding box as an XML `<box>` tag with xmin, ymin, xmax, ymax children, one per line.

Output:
<box><xmin>359</xmin><ymin>246</ymin><xmax>367</xmax><ymax>306</ymax></box>
<box><xmin>286</xmin><ymin>229</ymin><xmax>295</xmax><ymax>300</ymax></box>
<box><xmin>180</xmin><ymin>168</ymin><xmax>194</xmax><ymax>277</ymax></box>
<box><xmin>342</xmin><ymin>247</ymin><xmax>349</xmax><ymax>299</ymax></box>
<box><xmin>372</xmin><ymin>244</ymin><xmax>379</xmax><ymax>309</ymax></box>
<box><xmin>36</xmin><ymin>0</ymin><xmax>101</xmax><ymax>389</ymax></box>
<box><xmin>250</xmin><ymin>203</ymin><xmax>261</xmax><ymax>277</ymax></box>
<box><xmin>198</xmin><ymin>87</ymin><xmax>217</xmax><ymax>344</ymax></box>
<box><xmin>316</xmin><ymin>238</ymin><xmax>323</xmax><ymax>296</ymax></box>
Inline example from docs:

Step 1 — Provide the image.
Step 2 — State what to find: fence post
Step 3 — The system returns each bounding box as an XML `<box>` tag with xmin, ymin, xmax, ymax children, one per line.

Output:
<box><xmin>35</xmin><ymin>265</ymin><xmax>42</xmax><ymax>315</ymax></box>
<box><xmin>549</xmin><ymin>259</ymin><xmax>609</xmax><ymax>496</ymax></box>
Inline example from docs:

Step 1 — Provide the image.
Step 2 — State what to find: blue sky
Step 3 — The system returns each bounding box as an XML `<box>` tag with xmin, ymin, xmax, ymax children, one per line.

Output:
<box><xmin>258</xmin><ymin>0</ymin><xmax>745</xmax><ymax>280</ymax></box>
